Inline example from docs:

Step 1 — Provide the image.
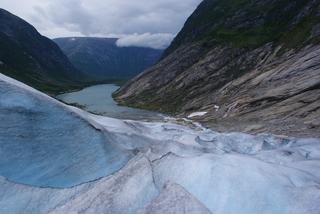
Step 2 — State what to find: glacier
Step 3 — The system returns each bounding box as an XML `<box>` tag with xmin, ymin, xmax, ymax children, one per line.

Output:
<box><xmin>0</xmin><ymin>75</ymin><xmax>133</xmax><ymax>188</ymax></box>
<box><xmin>0</xmin><ymin>73</ymin><xmax>320</xmax><ymax>214</ymax></box>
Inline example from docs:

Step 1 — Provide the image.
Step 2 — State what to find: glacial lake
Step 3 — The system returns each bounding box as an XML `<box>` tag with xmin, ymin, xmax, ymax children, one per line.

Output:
<box><xmin>57</xmin><ymin>84</ymin><xmax>165</xmax><ymax>121</ymax></box>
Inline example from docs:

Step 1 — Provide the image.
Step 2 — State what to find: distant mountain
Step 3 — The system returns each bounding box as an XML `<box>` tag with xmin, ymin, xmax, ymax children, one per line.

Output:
<box><xmin>54</xmin><ymin>37</ymin><xmax>163</xmax><ymax>80</ymax></box>
<box><xmin>0</xmin><ymin>9</ymin><xmax>86</xmax><ymax>93</ymax></box>
<box><xmin>115</xmin><ymin>0</ymin><xmax>320</xmax><ymax>137</ymax></box>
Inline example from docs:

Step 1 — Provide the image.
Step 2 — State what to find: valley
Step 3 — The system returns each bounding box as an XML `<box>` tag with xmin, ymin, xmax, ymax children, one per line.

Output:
<box><xmin>0</xmin><ymin>0</ymin><xmax>320</xmax><ymax>213</ymax></box>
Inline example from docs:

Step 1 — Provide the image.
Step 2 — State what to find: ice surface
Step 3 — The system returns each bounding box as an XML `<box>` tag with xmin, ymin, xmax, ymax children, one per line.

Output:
<box><xmin>153</xmin><ymin>153</ymin><xmax>320</xmax><ymax>214</ymax></box>
<box><xmin>137</xmin><ymin>182</ymin><xmax>211</xmax><ymax>214</ymax></box>
<box><xmin>0</xmin><ymin>73</ymin><xmax>320</xmax><ymax>213</ymax></box>
<box><xmin>0</xmin><ymin>74</ymin><xmax>133</xmax><ymax>188</ymax></box>
<box><xmin>0</xmin><ymin>155</ymin><xmax>158</xmax><ymax>214</ymax></box>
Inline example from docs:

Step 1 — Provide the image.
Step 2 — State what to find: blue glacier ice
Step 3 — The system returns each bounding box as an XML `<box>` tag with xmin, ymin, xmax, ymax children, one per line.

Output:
<box><xmin>0</xmin><ymin>76</ymin><xmax>133</xmax><ymax>188</ymax></box>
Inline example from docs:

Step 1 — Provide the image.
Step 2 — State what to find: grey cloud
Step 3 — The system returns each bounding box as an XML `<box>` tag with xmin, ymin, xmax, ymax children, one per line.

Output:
<box><xmin>37</xmin><ymin>0</ymin><xmax>95</xmax><ymax>35</ymax></box>
<box><xmin>116</xmin><ymin>33</ymin><xmax>175</xmax><ymax>49</ymax></box>
<box><xmin>1</xmin><ymin>0</ymin><xmax>202</xmax><ymax>48</ymax></box>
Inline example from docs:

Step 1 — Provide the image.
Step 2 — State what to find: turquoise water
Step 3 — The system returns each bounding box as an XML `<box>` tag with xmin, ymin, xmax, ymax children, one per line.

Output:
<box><xmin>57</xmin><ymin>84</ymin><xmax>164</xmax><ymax>121</ymax></box>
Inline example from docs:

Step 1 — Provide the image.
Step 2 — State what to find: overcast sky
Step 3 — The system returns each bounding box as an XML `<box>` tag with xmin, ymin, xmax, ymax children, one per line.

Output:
<box><xmin>0</xmin><ymin>0</ymin><xmax>201</xmax><ymax>49</ymax></box>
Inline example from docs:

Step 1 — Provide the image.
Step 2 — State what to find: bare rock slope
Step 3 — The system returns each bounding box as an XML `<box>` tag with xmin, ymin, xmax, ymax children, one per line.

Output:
<box><xmin>114</xmin><ymin>0</ymin><xmax>320</xmax><ymax>137</ymax></box>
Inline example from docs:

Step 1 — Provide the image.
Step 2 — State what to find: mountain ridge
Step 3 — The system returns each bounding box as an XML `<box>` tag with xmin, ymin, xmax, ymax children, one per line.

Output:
<box><xmin>0</xmin><ymin>8</ymin><xmax>88</xmax><ymax>93</ymax></box>
<box><xmin>54</xmin><ymin>37</ymin><xmax>163</xmax><ymax>81</ymax></box>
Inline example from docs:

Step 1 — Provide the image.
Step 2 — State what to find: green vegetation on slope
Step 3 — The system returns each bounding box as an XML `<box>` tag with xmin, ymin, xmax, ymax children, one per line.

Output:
<box><xmin>165</xmin><ymin>0</ymin><xmax>320</xmax><ymax>56</ymax></box>
<box><xmin>0</xmin><ymin>9</ymin><xmax>88</xmax><ymax>94</ymax></box>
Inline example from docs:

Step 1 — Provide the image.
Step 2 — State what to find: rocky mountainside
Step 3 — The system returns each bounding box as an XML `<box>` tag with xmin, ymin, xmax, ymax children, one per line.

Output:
<box><xmin>0</xmin><ymin>9</ymin><xmax>86</xmax><ymax>93</ymax></box>
<box><xmin>114</xmin><ymin>0</ymin><xmax>320</xmax><ymax>137</ymax></box>
<box><xmin>54</xmin><ymin>37</ymin><xmax>163</xmax><ymax>81</ymax></box>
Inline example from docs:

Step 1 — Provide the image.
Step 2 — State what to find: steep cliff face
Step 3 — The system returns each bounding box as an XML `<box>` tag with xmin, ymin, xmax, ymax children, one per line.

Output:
<box><xmin>0</xmin><ymin>9</ymin><xmax>86</xmax><ymax>93</ymax></box>
<box><xmin>54</xmin><ymin>37</ymin><xmax>163</xmax><ymax>81</ymax></box>
<box><xmin>114</xmin><ymin>0</ymin><xmax>320</xmax><ymax>137</ymax></box>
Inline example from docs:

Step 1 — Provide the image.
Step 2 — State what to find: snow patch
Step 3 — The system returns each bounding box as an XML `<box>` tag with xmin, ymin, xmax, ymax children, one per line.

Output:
<box><xmin>188</xmin><ymin>111</ymin><xmax>208</xmax><ymax>118</ymax></box>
